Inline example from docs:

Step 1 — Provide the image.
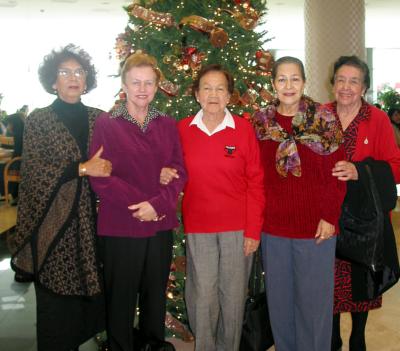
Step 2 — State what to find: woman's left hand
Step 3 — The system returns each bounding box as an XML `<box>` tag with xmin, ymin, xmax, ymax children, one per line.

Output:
<box><xmin>160</xmin><ymin>167</ymin><xmax>179</xmax><ymax>185</ymax></box>
<box><xmin>332</xmin><ymin>160</ymin><xmax>358</xmax><ymax>181</ymax></box>
<box><xmin>244</xmin><ymin>237</ymin><xmax>260</xmax><ymax>256</ymax></box>
<box><xmin>128</xmin><ymin>201</ymin><xmax>157</xmax><ymax>221</ymax></box>
<box><xmin>315</xmin><ymin>219</ymin><xmax>335</xmax><ymax>244</ymax></box>
<box><xmin>84</xmin><ymin>146</ymin><xmax>112</xmax><ymax>177</ymax></box>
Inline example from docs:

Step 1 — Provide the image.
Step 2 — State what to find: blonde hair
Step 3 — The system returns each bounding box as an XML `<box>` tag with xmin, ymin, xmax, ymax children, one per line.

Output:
<box><xmin>121</xmin><ymin>52</ymin><xmax>161</xmax><ymax>84</ymax></box>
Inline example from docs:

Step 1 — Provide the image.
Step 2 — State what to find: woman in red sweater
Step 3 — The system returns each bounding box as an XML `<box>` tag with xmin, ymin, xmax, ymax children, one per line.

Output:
<box><xmin>162</xmin><ymin>64</ymin><xmax>265</xmax><ymax>351</ymax></box>
<box><xmin>252</xmin><ymin>56</ymin><xmax>346</xmax><ymax>351</ymax></box>
<box><xmin>330</xmin><ymin>56</ymin><xmax>400</xmax><ymax>351</ymax></box>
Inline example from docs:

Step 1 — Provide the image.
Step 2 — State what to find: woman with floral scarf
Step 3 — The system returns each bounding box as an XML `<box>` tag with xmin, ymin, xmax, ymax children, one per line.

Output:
<box><xmin>252</xmin><ymin>56</ymin><xmax>346</xmax><ymax>351</ymax></box>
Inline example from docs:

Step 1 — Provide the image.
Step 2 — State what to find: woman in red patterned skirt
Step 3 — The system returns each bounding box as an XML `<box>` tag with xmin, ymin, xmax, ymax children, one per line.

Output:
<box><xmin>329</xmin><ymin>56</ymin><xmax>400</xmax><ymax>351</ymax></box>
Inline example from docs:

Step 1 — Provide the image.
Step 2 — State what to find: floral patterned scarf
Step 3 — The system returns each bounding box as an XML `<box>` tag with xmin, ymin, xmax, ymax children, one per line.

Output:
<box><xmin>252</xmin><ymin>96</ymin><xmax>343</xmax><ymax>177</ymax></box>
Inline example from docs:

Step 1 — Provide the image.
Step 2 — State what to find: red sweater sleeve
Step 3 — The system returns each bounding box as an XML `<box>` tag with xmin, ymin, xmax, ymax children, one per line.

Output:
<box><xmin>148</xmin><ymin>120</ymin><xmax>187</xmax><ymax>216</ymax></box>
<box><xmin>318</xmin><ymin>144</ymin><xmax>347</xmax><ymax>232</ymax></box>
<box><xmin>243</xmin><ymin>123</ymin><xmax>266</xmax><ymax>240</ymax></box>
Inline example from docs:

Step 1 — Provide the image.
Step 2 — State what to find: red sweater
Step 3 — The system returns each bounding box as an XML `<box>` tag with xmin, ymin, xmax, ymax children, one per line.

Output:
<box><xmin>325</xmin><ymin>102</ymin><xmax>400</xmax><ymax>182</ymax></box>
<box><xmin>178</xmin><ymin>115</ymin><xmax>265</xmax><ymax>240</ymax></box>
<box><xmin>261</xmin><ymin>112</ymin><xmax>346</xmax><ymax>239</ymax></box>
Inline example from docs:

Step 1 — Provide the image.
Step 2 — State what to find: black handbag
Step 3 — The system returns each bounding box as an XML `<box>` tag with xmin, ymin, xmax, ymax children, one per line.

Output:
<box><xmin>337</xmin><ymin>161</ymin><xmax>400</xmax><ymax>300</ymax></box>
<box><xmin>337</xmin><ymin>164</ymin><xmax>384</xmax><ymax>271</ymax></box>
<box><xmin>239</xmin><ymin>250</ymin><xmax>274</xmax><ymax>351</ymax></box>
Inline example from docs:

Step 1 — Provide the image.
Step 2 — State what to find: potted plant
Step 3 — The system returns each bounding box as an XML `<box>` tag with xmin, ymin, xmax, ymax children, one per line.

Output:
<box><xmin>377</xmin><ymin>86</ymin><xmax>400</xmax><ymax>112</ymax></box>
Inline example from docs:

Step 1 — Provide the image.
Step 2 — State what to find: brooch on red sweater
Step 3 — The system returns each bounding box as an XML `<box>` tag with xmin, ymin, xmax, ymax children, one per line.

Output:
<box><xmin>225</xmin><ymin>145</ymin><xmax>236</xmax><ymax>157</ymax></box>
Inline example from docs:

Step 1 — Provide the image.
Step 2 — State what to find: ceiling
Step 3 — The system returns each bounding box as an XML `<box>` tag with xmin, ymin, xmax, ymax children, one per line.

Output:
<box><xmin>0</xmin><ymin>0</ymin><xmax>132</xmax><ymax>16</ymax></box>
<box><xmin>0</xmin><ymin>0</ymin><xmax>399</xmax><ymax>17</ymax></box>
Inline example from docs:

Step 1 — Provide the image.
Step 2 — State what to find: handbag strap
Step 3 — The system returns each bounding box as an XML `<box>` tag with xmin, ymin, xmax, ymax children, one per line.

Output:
<box><xmin>248</xmin><ymin>248</ymin><xmax>265</xmax><ymax>296</ymax></box>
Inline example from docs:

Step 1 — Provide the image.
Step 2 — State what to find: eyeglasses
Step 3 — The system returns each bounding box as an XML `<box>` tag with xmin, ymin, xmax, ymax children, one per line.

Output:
<box><xmin>57</xmin><ymin>68</ymin><xmax>87</xmax><ymax>79</ymax></box>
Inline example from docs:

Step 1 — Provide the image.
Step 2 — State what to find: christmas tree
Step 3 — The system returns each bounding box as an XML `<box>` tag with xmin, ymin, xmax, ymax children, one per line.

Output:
<box><xmin>113</xmin><ymin>0</ymin><xmax>273</xmax><ymax>340</ymax></box>
<box><xmin>115</xmin><ymin>0</ymin><xmax>274</xmax><ymax>120</ymax></box>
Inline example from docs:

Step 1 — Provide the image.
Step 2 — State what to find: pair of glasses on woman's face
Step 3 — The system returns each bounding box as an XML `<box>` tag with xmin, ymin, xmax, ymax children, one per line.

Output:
<box><xmin>57</xmin><ymin>68</ymin><xmax>86</xmax><ymax>79</ymax></box>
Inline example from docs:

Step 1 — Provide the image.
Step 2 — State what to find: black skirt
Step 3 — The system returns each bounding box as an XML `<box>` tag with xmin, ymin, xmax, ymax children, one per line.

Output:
<box><xmin>35</xmin><ymin>283</ymin><xmax>105</xmax><ymax>351</ymax></box>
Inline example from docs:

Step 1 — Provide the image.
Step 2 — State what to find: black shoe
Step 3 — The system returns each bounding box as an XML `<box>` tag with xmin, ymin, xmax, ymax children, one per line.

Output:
<box><xmin>133</xmin><ymin>329</ymin><xmax>176</xmax><ymax>351</ymax></box>
<box><xmin>332</xmin><ymin>339</ymin><xmax>343</xmax><ymax>351</ymax></box>
<box><xmin>350</xmin><ymin>337</ymin><xmax>366</xmax><ymax>351</ymax></box>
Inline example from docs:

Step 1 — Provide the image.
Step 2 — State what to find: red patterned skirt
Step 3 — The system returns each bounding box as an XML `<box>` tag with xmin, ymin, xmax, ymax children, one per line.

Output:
<box><xmin>333</xmin><ymin>258</ymin><xmax>382</xmax><ymax>314</ymax></box>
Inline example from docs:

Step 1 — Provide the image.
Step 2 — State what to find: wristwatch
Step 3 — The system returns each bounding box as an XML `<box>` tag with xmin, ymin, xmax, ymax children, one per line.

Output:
<box><xmin>79</xmin><ymin>163</ymin><xmax>87</xmax><ymax>177</ymax></box>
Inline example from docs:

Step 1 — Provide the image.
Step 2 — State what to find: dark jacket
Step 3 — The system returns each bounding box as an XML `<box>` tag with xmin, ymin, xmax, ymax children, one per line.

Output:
<box><xmin>5</xmin><ymin>113</ymin><xmax>25</xmax><ymax>158</ymax></box>
<box><xmin>344</xmin><ymin>158</ymin><xmax>400</xmax><ymax>301</ymax></box>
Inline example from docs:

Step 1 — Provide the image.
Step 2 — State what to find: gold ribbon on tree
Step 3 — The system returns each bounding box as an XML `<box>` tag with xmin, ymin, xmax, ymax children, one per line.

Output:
<box><xmin>256</xmin><ymin>50</ymin><xmax>273</xmax><ymax>72</ymax></box>
<box><xmin>180</xmin><ymin>15</ymin><xmax>228</xmax><ymax>48</ymax></box>
<box><xmin>158</xmin><ymin>66</ymin><xmax>180</xmax><ymax>96</ymax></box>
<box><xmin>159</xmin><ymin>78</ymin><xmax>180</xmax><ymax>96</ymax></box>
<box><xmin>129</xmin><ymin>4</ymin><xmax>176</xmax><ymax>27</ymax></box>
<box><xmin>222</xmin><ymin>4</ymin><xmax>260</xmax><ymax>30</ymax></box>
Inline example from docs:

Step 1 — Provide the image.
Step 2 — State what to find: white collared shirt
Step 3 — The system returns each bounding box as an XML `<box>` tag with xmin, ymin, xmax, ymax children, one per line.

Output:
<box><xmin>190</xmin><ymin>108</ymin><xmax>235</xmax><ymax>136</ymax></box>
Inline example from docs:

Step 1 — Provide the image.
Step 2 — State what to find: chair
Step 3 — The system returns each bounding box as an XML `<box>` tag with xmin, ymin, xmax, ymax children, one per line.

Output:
<box><xmin>4</xmin><ymin>156</ymin><xmax>21</xmax><ymax>205</ymax></box>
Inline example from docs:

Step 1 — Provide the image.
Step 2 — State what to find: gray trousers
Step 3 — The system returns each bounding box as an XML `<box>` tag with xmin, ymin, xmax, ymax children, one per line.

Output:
<box><xmin>185</xmin><ymin>232</ymin><xmax>253</xmax><ymax>351</ymax></box>
<box><xmin>262</xmin><ymin>233</ymin><xmax>336</xmax><ymax>351</ymax></box>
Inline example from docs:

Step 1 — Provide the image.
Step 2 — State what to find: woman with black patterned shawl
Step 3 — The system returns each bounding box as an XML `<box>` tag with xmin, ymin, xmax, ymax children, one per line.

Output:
<box><xmin>9</xmin><ymin>44</ymin><xmax>112</xmax><ymax>351</ymax></box>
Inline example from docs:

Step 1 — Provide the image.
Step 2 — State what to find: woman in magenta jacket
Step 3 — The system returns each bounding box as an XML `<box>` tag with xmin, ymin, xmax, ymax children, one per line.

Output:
<box><xmin>89</xmin><ymin>52</ymin><xmax>186</xmax><ymax>351</ymax></box>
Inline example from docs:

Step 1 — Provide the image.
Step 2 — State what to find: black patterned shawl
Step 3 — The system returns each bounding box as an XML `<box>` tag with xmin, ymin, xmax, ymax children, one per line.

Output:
<box><xmin>9</xmin><ymin>103</ymin><xmax>103</xmax><ymax>297</ymax></box>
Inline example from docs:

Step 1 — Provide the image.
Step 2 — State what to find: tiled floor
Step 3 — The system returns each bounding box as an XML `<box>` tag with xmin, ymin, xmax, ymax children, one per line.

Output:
<box><xmin>0</xmin><ymin>212</ymin><xmax>399</xmax><ymax>351</ymax></box>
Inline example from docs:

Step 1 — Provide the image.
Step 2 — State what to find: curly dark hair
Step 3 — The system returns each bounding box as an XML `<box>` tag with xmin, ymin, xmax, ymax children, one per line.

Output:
<box><xmin>330</xmin><ymin>55</ymin><xmax>370</xmax><ymax>92</ymax></box>
<box><xmin>38</xmin><ymin>43</ymin><xmax>97</xmax><ymax>95</ymax></box>
<box><xmin>192</xmin><ymin>64</ymin><xmax>234</xmax><ymax>96</ymax></box>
